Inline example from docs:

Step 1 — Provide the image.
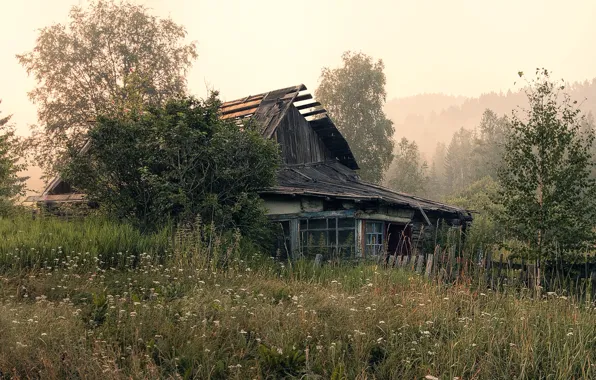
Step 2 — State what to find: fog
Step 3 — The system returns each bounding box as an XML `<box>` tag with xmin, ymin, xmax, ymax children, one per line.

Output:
<box><xmin>2</xmin><ymin>0</ymin><xmax>596</xmax><ymax>192</ymax></box>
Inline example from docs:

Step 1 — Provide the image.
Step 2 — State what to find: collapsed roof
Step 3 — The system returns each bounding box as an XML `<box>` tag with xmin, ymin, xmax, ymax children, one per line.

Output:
<box><xmin>220</xmin><ymin>84</ymin><xmax>358</xmax><ymax>170</ymax></box>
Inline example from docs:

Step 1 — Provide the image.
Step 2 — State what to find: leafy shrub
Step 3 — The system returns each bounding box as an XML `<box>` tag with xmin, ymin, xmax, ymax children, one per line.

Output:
<box><xmin>62</xmin><ymin>95</ymin><xmax>280</xmax><ymax>246</ymax></box>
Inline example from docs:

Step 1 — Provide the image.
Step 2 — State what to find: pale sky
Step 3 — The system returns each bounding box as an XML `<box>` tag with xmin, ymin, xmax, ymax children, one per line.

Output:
<box><xmin>3</xmin><ymin>0</ymin><xmax>596</xmax><ymax>131</ymax></box>
<box><xmin>2</xmin><ymin>0</ymin><xmax>596</xmax><ymax>190</ymax></box>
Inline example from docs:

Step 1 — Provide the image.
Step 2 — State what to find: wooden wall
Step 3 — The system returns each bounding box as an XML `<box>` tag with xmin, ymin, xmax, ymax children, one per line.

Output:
<box><xmin>274</xmin><ymin>105</ymin><xmax>334</xmax><ymax>165</ymax></box>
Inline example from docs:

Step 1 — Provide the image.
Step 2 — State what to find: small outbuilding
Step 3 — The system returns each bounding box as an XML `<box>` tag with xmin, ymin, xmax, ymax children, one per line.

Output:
<box><xmin>29</xmin><ymin>84</ymin><xmax>472</xmax><ymax>260</ymax></box>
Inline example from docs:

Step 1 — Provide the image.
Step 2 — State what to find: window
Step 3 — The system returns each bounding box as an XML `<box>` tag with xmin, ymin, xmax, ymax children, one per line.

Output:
<box><xmin>365</xmin><ymin>221</ymin><xmax>385</xmax><ymax>256</ymax></box>
<box><xmin>300</xmin><ymin>217</ymin><xmax>355</xmax><ymax>258</ymax></box>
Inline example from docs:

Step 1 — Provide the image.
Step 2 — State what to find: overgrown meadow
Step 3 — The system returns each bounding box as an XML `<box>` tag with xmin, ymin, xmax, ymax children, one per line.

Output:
<box><xmin>1</xmin><ymin>216</ymin><xmax>596</xmax><ymax>379</ymax></box>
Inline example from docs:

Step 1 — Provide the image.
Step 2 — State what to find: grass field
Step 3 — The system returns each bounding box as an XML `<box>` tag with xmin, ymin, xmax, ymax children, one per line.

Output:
<box><xmin>1</xmin><ymin>217</ymin><xmax>596</xmax><ymax>379</ymax></box>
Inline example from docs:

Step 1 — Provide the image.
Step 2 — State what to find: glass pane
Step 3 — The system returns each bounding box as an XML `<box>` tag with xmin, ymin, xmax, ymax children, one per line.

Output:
<box><xmin>338</xmin><ymin>218</ymin><xmax>354</xmax><ymax>228</ymax></box>
<box><xmin>309</xmin><ymin>231</ymin><xmax>328</xmax><ymax>246</ymax></box>
<box><xmin>328</xmin><ymin>218</ymin><xmax>336</xmax><ymax>229</ymax></box>
<box><xmin>338</xmin><ymin>230</ymin><xmax>355</xmax><ymax>247</ymax></box>
<box><xmin>300</xmin><ymin>219</ymin><xmax>308</xmax><ymax>229</ymax></box>
<box><xmin>375</xmin><ymin>222</ymin><xmax>382</xmax><ymax>233</ymax></box>
<box><xmin>309</xmin><ymin>219</ymin><xmax>327</xmax><ymax>230</ymax></box>
<box><xmin>301</xmin><ymin>231</ymin><xmax>308</xmax><ymax>246</ymax></box>
<box><xmin>337</xmin><ymin>245</ymin><xmax>356</xmax><ymax>258</ymax></box>
<box><xmin>365</xmin><ymin>221</ymin><xmax>381</xmax><ymax>233</ymax></box>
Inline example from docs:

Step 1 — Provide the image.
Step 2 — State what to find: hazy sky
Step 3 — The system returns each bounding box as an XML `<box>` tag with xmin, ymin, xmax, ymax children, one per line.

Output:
<box><xmin>2</xmin><ymin>0</ymin><xmax>596</xmax><ymax>135</ymax></box>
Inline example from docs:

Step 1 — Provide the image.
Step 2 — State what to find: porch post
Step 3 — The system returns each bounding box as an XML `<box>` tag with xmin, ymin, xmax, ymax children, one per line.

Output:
<box><xmin>289</xmin><ymin>219</ymin><xmax>300</xmax><ymax>259</ymax></box>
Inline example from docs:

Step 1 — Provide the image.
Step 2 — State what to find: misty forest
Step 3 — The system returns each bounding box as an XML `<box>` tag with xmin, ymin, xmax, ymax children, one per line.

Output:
<box><xmin>3</xmin><ymin>1</ymin><xmax>596</xmax><ymax>379</ymax></box>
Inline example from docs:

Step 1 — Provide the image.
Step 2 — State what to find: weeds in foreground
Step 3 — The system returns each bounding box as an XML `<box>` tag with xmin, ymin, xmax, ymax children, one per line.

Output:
<box><xmin>2</xmin><ymin>254</ymin><xmax>596</xmax><ymax>379</ymax></box>
<box><xmin>0</xmin><ymin>216</ymin><xmax>171</xmax><ymax>271</ymax></box>
<box><xmin>1</xmin><ymin>217</ymin><xmax>596</xmax><ymax>379</ymax></box>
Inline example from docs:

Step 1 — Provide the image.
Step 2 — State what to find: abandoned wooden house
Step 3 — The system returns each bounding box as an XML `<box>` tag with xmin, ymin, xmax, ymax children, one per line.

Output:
<box><xmin>28</xmin><ymin>84</ymin><xmax>472</xmax><ymax>260</ymax></box>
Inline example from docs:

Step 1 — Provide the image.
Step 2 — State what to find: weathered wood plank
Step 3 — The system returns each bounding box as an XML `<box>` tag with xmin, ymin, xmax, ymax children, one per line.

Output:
<box><xmin>221</xmin><ymin>107</ymin><xmax>258</xmax><ymax>119</ymax></box>
<box><xmin>301</xmin><ymin>108</ymin><xmax>327</xmax><ymax>118</ymax></box>
<box><xmin>275</xmin><ymin>106</ymin><xmax>334</xmax><ymax>165</ymax></box>
<box><xmin>402</xmin><ymin>255</ymin><xmax>409</xmax><ymax>268</ymax></box>
<box><xmin>416</xmin><ymin>255</ymin><xmax>424</xmax><ymax>273</ymax></box>
<box><xmin>484</xmin><ymin>250</ymin><xmax>493</xmax><ymax>285</ymax></box>
<box><xmin>292</xmin><ymin>93</ymin><xmax>313</xmax><ymax>102</ymax></box>
<box><xmin>296</xmin><ymin>102</ymin><xmax>321</xmax><ymax>110</ymax></box>
<box><xmin>425</xmin><ymin>254</ymin><xmax>434</xmax><ymax>277</ymax></box>
<box><xmin>220</xmin><ymin>99</ymin><xmax>262</xmax><ymax>114</ymax></box>
<box><xmin>220</xmin><ymin>94</ymin><xmax>264</xmax><ymax>108</ymax></box>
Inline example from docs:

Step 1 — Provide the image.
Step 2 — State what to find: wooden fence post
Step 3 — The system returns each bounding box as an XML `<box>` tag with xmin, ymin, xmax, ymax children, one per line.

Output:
<box><xmin>388</xmin><ymin>255</ymin><xmax>395</xmax><ymax>267</ymax></box>
<box><xmin>484</xmin><ymin>250</ymin><xmax>493</xmax><ymax>287</ymax></box>
<box><xmin>447</xmin><ymin>246</ymin><xmax>455</xmax><ymax>282</ymax></box>
<box><xmin>497</xmin><ymin>252</ymin><xmax>504</xmax><ymax>290</ymax></box>
<box><xmin>416</xmin><ymin>255</ymin><xmax>424</xmax><ymax>273</ymax></box>
<box><xmin>425</xmin><ymin>254</ymin><xmax>434</xmax><ymax>278</ymax></box>
<box><xmin>314</xmin><ymin>254</ymin><xmax>323</xmax><ymax>268</ymax></box>
<box><xmin>526</xmin><ymin>264</ymin><xmax>535</xmax><ymax>291</ymax></box>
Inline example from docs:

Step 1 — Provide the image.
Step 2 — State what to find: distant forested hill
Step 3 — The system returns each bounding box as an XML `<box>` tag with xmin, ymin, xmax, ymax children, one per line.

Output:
<box><xmin>385</xmin><ymin>78</ymin><xmax>596</xmax><ymax>158</ymax></box>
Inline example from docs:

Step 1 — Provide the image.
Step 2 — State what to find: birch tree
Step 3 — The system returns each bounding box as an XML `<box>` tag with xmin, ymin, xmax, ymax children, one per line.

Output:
<box><xmin>498</xmin><ymin>69</ymin><xmax>596</xmax><ymax>261</ymax></box>
<box><xmin>17</xmin><ymin>0</ymin><xmax>197</xmax><ymax>176</ymax></box>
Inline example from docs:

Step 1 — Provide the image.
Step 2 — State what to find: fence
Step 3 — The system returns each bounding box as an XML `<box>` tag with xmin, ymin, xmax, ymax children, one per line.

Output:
<box><xmin>382</xmin><ymin>247</ymin><xmax>596</xmax><ymax>298</ymax></box>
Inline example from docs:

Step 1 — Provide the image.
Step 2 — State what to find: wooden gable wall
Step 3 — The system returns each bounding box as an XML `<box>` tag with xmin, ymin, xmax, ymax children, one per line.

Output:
<box><xmin>273</xmin><ymin>105</ymin><xmax>334</xmax><ymax>165</ymax></box>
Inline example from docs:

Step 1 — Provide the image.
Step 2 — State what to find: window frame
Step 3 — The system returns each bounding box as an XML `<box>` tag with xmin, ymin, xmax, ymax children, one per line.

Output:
<box><xmin>364</xmin><ymin>221</ymin><xmax>385</xmax><ymax>256</ymax></box>
<box><xmin>300</xmin><ymin>217</ymin><xmax>356</xmax><ymax>257</ymax></box>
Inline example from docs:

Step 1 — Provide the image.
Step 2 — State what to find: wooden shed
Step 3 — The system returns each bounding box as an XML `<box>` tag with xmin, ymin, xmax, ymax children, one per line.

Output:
<box><xmin>29</xmin><ymin>84</ymin><xmax>472</xmax><ymax>259</ymax></box>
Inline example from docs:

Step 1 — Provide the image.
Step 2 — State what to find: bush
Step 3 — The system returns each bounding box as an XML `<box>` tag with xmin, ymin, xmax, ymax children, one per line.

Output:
<box><xmin>62</xmin><ymin>95</ymin><xmax>280</xmax><ymax>245</ymax></box>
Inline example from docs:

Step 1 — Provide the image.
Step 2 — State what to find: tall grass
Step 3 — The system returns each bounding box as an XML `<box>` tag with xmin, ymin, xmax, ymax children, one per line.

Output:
<box><xmin>1</xmin><ymin>216</ymin><xmax>596</xmax><ymax>378</ymax></box>
<box><xmin>2</xmin><ymin>254</ymin><xmax>596</xmax><ymax>379</ymax></box>
<box><xmin>0</xmin><ymin>215</ymin><xmax>171</xmax><ymax>271</ymax></box>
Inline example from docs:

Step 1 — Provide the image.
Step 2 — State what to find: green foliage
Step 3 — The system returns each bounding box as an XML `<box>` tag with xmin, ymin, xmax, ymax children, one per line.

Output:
<box><xmin>498</xmin><ymin>69</ymin><xmax>596</xmax><ymax>260</ymax></box>
<box><xmin>257</xmin><ymin>343</ymin><xmax>306</xmax><ymax>378</ymax></box>
<box><xmin>17</xmin><ymin>0</ymin><xmax>197</xmax><ymax>176</ymax></box>
<box><xmin>445</xmin><ymin>176</ymin><xmax>504</xmax><ymax>248</ymax></box>
<box><xmin>472</xmin><ymin>109</ymin><xmax>510</xmax><ymax>180</ymax></box>
<box><xmin>85</xmin><ymin>293</ymin><xmax>109</xmax><ymax>329</ymax></box>
<box><xmin>387</xmin><ymin>137</ymin><xmax>428</xmax><ymax>195</ymax></box>
<box><xmin>426</xmin><ymin>142</ymin><xmax>448</xmax><ymax>200</ymax></box>
<box><xmin>3</xmin><ymin>247</ymin><xmax>596</xmax><ymax>378</ymax></box>
<box><xmin>444</xmin><ymin>127</ymin><xmax>476</xmax><ymax>195</ymax></box>
<box><xmin>330</xmin><ymin>364</ymin><xmax>347</xmax><ymax>380</ymax></box>
<box><xmin>0</xmin><ymin>102</ymin><xmax>27</xmax><ymax>216</ymax></box>
<box><xmin>425</xmin><ymin>109</ymin><xmax>509</xmax><ymax>202</ymax></box>
<box><xmin>446</xmin><ymin>176</ymin><xmax>502</xmax><ymax>216</ymax></box>
<box><xmin>61</xmin><ymin>96</ymin><xmax>280</xmax><ymax>242</ymax></box>
<box><xmin>315</xmin><ymin>51</ymin><xmax>394</xmax><ymax>184</ymax></box>
<box><xmin>581</xmin><ymin>112</ymin><xmax>596</xmax><ymax>178</ymax></box>
<box><xmin>0</xmin><ymin>215</ymin><xmax>170</xmax><ymax>271</ymax></box>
